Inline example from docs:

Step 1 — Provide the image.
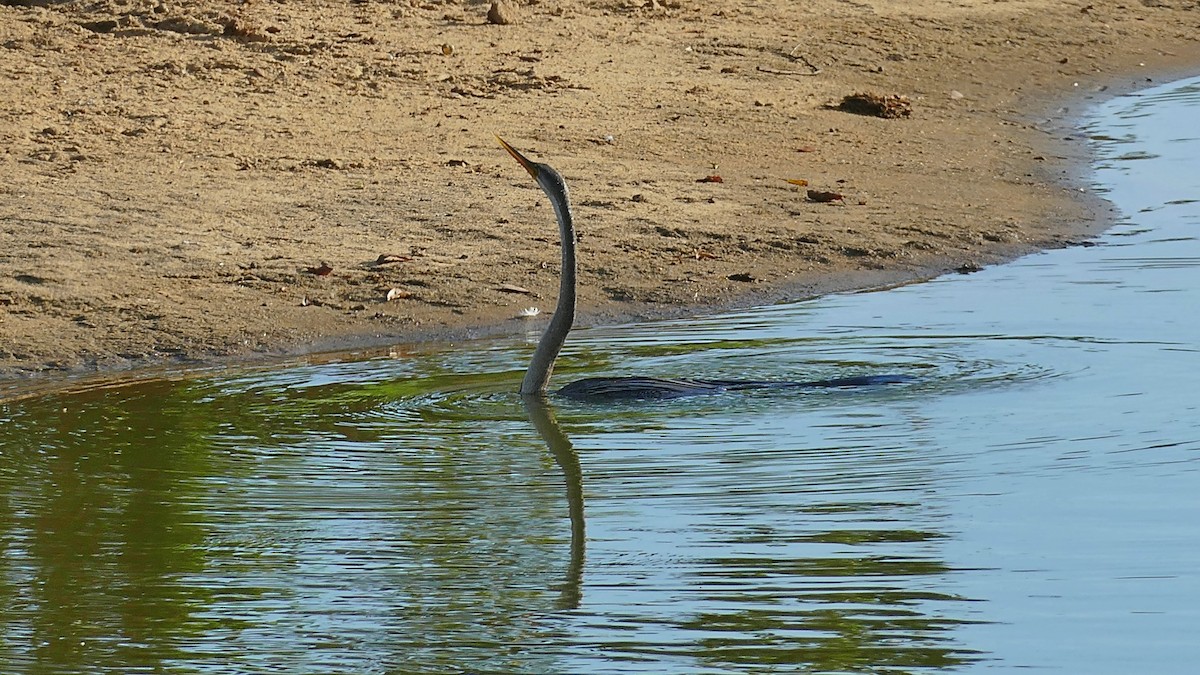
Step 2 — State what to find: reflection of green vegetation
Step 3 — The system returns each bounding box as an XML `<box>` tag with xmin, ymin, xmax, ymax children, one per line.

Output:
<box><xmin>0</xmin><ymin>341</ymin><xmax>978</xmax><ymax>674</ymax></box>
<box><xmin>696</xmin><ymin>554</ymin><xmax>955</xmax><ymax>579</ymax></box>
<box><xmin>800</xmin><ymin>529</ymin><xmax>947</xmax><ymax>545</ymax></box>
<box><xmin>0</xmin><ymin>380</ymin><xmax>228</xmax><ymax>672</ymax></box>
<box><xmin>684</xmin><ymin>606</ymin><xmax>978</xmax><ymax>672</ymax></box>
<box><xmin>679</xmin><ymin>551</ymin><xmax>980</xmax><ymax>672</ymax></box>
<box><xmin>0</xmin><ymin>365</ymin><xmax>584</xmax><ymax>674</ymax></box>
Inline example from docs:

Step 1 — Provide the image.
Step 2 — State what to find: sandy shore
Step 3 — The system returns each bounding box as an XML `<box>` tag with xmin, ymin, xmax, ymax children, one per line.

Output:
<box><xmin>2</xmin><ymin>0</ymin><xmax>1199</xmax><ymax>380</ymax></box>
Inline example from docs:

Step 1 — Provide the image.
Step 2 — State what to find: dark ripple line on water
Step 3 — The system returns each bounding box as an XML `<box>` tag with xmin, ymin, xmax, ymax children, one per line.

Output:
<box><xmin>1093</xmin><ymin>255</ymin><xmax>1200</xmax><ymax>270</ymax></box>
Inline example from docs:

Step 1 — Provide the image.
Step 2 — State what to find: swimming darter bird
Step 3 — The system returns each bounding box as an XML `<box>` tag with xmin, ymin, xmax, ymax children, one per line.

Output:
<box><xmin>497</xmin><ymin>136</ymin><xmax>909</xmax><ymax>401</ymax></box>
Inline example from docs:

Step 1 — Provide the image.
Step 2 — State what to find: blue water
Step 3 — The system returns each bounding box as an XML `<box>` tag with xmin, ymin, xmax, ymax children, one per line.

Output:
<box><xmin>1</xmin><ymin>76</ymin><xmax>1199</xmax><ymax>674</ymax></box>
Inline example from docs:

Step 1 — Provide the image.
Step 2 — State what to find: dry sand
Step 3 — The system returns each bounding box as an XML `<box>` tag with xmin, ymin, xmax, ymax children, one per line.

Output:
<box><xmin>2</xmin><ymin>0</ymin><xmax>1199</xmax><ymax>380</ymax></box>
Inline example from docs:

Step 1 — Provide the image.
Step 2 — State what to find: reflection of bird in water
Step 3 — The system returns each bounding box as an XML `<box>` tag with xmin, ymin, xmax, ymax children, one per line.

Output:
<box><xmin>498</xmin><ymin>137</ymin><xmax>909</xmax><ymax>401</ymax></box>
<box><xmin>523</xmin><ymin>397</ymin><xmax>585</xmax><ymax>610</ymax></box>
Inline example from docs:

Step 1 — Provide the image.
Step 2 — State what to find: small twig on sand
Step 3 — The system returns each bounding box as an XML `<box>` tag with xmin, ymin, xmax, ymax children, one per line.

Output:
<box><xmin>785</xmin><ymin>46</ymin><xmax>823</xmax><ymax>75</ymax></box>
<box><xmin>758</xmin><ymin>65</ymin><xmax>822</xmax><ymax>76</ymax></box>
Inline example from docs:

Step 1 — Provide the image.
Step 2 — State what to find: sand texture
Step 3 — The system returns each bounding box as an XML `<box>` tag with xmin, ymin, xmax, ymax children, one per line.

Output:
<box><xmin>2</xmin><ymin>0</ymin><xmax>1199</xmax><ymax>378</ymax></box>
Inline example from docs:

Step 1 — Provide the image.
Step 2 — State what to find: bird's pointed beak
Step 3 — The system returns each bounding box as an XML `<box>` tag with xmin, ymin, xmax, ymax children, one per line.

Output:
<box><xmin>496</xmin><ymin>135</ymin><xmax>539</xmax><ymax>179</ymax></box>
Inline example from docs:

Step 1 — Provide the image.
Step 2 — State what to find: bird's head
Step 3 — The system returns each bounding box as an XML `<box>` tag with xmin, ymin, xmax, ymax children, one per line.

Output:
<box><xmin>496</xmin><ymin>136</ymin><xmax>569</xmax><ymax>205</ymax></box>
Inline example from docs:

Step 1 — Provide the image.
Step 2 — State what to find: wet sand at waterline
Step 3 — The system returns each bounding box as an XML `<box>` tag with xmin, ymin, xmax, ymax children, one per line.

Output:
<box><xmin>2</xmin><ymin>0</ymin><xmax>1199</xmax><ymax>378</ymax></box>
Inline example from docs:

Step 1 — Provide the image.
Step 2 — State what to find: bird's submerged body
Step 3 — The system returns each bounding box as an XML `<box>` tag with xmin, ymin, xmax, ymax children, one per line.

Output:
<box><xmin>556</xmin><ymin>374</ymin><xmax>912</xmax><ymax>401</ymax></box>
<box><xmin>496</xmin><ymin>136</ymin><xmax>911</xmax><ymax>400</ymax></box>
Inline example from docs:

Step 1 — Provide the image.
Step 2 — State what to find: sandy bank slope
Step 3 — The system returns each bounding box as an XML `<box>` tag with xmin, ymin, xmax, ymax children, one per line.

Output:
<box><xmin>1</xmin><ymin>0</ymin><xmax>1198</xmax><ymax>377</ymax></box>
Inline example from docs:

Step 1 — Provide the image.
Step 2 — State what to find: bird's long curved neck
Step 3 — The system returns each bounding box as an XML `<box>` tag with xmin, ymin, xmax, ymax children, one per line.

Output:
<box><xmin>521</xmin><ymin>189</ymin><xmax>577</xmax><ymax>395</ymax></box>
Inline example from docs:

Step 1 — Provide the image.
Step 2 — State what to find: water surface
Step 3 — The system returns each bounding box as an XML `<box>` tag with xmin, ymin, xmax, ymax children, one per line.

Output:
<box><xmin>2</xmin><ymin>76</ymin><xmax>1199</xmax><ymax>673</ymax></box>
